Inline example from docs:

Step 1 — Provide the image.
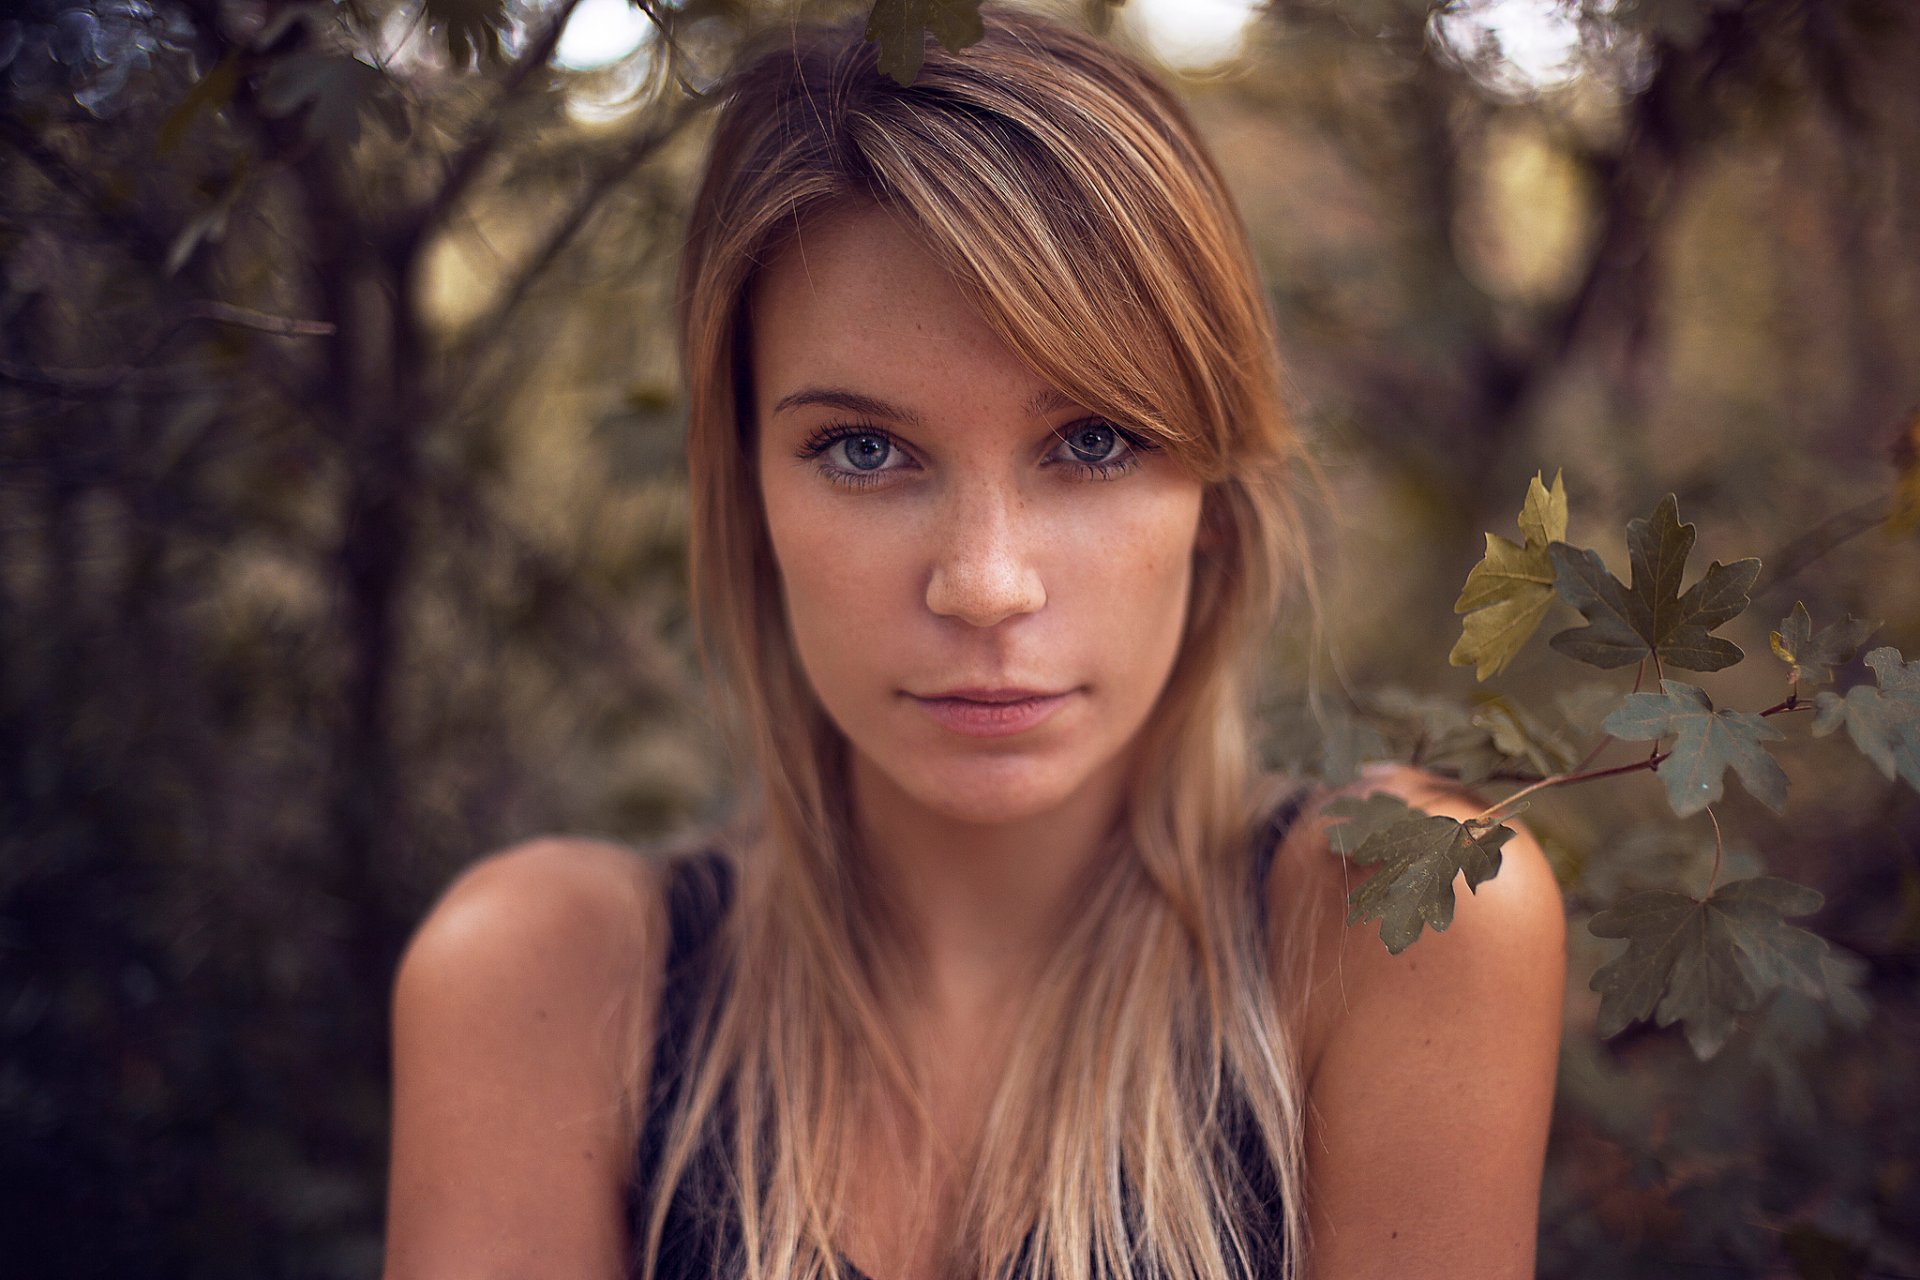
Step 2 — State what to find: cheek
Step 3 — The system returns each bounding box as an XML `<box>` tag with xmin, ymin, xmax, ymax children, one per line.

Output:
<box><xmin>761</xmin><ymin>483</ymin><xmax>908</xmax><ymax>693</ymax></box>
<box><xmin>1079</xmin><ymin>494</ymin><xmax>1200</xmax><ymax>669</ymax></box>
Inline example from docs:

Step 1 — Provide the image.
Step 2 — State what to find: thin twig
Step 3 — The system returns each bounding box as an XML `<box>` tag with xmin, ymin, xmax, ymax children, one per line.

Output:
<box><xmin>186</xmin><ymin>300</ymin><xmax>335</xmax><ymax>338</ymax></box>
<box><xmin>0</xmin><ymin>303</ymin><xmax>332</xmax><ymax>398</ymax></box>
<box><xmin>1472</xmin><ymin>751</ymin><xmax>1670</xmax><ymax>823</ymax></box>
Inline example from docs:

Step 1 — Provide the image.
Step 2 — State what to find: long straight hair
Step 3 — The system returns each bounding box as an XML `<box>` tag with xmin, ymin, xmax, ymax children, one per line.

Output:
<box><xmin>636</xmin><ymin>8</ymin><xmax>1322</xmax><ymax>1278</ymax></box>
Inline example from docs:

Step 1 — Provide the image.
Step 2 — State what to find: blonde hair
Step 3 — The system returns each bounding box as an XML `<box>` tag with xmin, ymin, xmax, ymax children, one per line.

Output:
<box><xmin>640</xmin><ymin>7</ymin><xmax>1320</xmax><ymax>1278</ymax></box>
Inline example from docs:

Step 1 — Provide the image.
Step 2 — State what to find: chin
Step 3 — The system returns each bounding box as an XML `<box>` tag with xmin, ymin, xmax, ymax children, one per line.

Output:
<box><xmin>886</xmin><ymin>753</ymin><xmax>1092</xmax><ymax>827</ymax></box>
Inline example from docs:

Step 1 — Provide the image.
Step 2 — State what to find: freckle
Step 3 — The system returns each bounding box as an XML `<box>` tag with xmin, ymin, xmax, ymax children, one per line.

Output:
<box><xmin>1390</xmin><ymin>1231</ymin><xmax>1398</xmax><ymax>1240</ymax></box>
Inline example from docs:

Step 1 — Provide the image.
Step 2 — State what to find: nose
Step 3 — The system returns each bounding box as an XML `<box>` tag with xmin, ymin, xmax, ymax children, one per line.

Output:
<box><xmin>924</xmin><ymin>484</ymin><xmax>1047</xmax><ymax>627</ymax></box>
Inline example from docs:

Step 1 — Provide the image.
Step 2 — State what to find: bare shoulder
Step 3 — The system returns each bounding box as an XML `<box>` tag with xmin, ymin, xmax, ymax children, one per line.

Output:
<box><xmin>400</xmin><ymin>835</ymin><xmax>666</xmax><ymax>990</ymax></box>
<box><xmin>1268</xmin><ymin>764</ymin><xmax>1565</xmax><ymax>1077</ymax></box>
<box><xmin>383</xmin><ymin>836</ymin><xmax>670</xmax><ymax>1280</ymax></box>
<box><xmin>1266</xmin><ymin>764</ymin><xmax>1567</xmax><ymax>1279</ymax></box>
<box><xmin>392</xmin><ymin>837</ymin><xmax>669</xmax><ymax>1076</ymax></box>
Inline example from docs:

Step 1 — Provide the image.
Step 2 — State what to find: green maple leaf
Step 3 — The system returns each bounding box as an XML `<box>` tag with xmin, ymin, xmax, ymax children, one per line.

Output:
<box><xmin>1602</xmin><ymin>679</ymin><xmax>1787</xmax><ymax>817</ymax></box>
<box><xmin>1548</xmin><ymin>494</ymin><xmax>1760</xmax><ymax>672</ymax></box>
<box><xmin>1450</xmin><ymin>469</ymin><xmax>1568</xmax><ymax>680</ymax></box>
<box><xmin>864</xmin><ymin>0</ymin><xmax>987</xmax><ymax>86</ymax></box>
<box><xmin>1589</xmin><ymin>876</ymin><xmax>1828</xmax><ymax>1059</ymax></box>
<box><xmin>1769</xmin><ymin>602</ymin><xmax>1879</xmax><ymax>688</ymax></box>
<box><xmin>1812</xmin><ymin>646</ymin><xmax>1920</xmax><ymax>793</ymax></box>
<box><xmin>1325</xmin><ymin>794</ymin><xmax>1512</xmax><ymax>955</ymax></box>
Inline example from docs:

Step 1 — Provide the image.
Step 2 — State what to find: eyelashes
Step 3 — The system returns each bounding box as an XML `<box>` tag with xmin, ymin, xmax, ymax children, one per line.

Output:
<box><xmin>794</xmin><ymin>418</ymin><xmax>1156</xmax><ymax>490</ymax></box>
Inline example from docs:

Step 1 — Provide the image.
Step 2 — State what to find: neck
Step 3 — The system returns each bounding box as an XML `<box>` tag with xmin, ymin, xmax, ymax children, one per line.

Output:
<box><xmin>846</xmin><ymin>747</ymin><xmax>1132</xmax><ymax>1025</ymax></box>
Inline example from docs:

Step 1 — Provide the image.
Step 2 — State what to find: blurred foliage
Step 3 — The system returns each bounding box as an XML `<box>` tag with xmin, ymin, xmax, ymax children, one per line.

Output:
<box><xmin>4</xmin><ymin>0</ymin><xmax>1920</xmax><ymax>1276</ymax></box>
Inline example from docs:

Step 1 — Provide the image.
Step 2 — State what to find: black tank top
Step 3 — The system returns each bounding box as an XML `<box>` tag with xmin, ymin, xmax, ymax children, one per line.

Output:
<box><xmin>627</xmin><ymin>784</ymin><xmax>1312</xmax><ymax>1280</ymax></box>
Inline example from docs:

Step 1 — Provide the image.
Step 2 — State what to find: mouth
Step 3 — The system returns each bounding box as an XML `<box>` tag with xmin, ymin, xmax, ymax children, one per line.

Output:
<box><xmin>905</xmin><ymin>687</ymin><xmax>1080</xmax><ymax>738</ymax></box>
<box><xmin>911</xmin><ymin>686</ymin><xmax>1073</xmax><ymax>703</ymax></box>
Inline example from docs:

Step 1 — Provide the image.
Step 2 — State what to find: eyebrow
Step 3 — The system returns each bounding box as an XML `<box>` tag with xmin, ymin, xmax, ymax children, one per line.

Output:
<box><xmin>770</xmin><ymin>386</ymin><xmax>1081</xmax><ymax>425</ymax></box>
<box><xmin>771</xmin><ymin>388</ymin><xmax>923</xmax><ymax>426</ymax></box>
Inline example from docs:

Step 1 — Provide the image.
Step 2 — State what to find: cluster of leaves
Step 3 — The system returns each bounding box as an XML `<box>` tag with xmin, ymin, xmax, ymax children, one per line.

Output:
<box><xmin>1326</xmin><ymin>471</ymin><xmax>1913</xmax><ymax>1065</ymax></box>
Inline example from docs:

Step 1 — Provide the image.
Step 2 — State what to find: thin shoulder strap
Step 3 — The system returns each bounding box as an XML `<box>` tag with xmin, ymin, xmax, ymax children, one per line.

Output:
<box><xmin>647</xmin><ymin>849</ymin><xmax>734</xmax><ymax>1099</ymax></box>
<box><xmin>1251</xmin><ymin>779</ymin><xmax>1315</xmax><ymax>890</ymax></box>
<box><xmin>631</xmin><ymin>850</ymin><xmax>735</xmax><ymax>1227</ymax></box>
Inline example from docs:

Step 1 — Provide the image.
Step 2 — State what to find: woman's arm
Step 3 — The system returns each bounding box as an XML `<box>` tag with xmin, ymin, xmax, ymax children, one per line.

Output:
<box><xmin>1286</xmin><ymin>764</ymin><xmax>1567</xmax><ymax>1279</ymax></box>
<box><xmin>382</xmin><ymin>837</ymin><xmax>665</xmax><ymax>1280</ymax></box>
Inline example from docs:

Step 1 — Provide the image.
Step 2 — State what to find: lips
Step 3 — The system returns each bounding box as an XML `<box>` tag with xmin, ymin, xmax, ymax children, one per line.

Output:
<box><xmin>914</xmin><ymin>685</ymin><xmax>1070</xmax><ymax>702</ymax></box>
<box><xmin>905</xmin><ymin>687</ymin><xmax>1080</xmax><ymax>738</ymax></box>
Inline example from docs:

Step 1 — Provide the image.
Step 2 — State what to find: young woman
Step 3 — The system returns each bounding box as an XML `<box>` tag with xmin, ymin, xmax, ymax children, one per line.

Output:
<box><xmin>381</xmin><ymin>8</ymin><xmax>1566</xmax><ymax>1280</ymax></box>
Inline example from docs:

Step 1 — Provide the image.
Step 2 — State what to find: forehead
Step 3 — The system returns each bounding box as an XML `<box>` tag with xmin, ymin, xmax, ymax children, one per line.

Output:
<box><xmin>746</xmin><ymin>204</ymin><xmax>1056</xmax><ymax>419</ymax></box>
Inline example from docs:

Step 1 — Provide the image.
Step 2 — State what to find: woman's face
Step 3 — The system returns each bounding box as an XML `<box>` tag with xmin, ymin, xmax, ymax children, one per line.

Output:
<box><xmin>749</xmin><ymin>203</ymin><xmax>1205</xmax><ymax>827</ymax></box>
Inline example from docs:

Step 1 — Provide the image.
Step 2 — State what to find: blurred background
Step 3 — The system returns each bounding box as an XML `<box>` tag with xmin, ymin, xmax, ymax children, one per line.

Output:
<box><xmin>4</xmin><ymin>0</ymin><xmax>1919</xmax><ymax>1275</ymax></box>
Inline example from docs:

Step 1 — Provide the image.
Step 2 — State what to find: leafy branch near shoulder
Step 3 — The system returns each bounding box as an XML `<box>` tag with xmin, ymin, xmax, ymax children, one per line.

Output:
<box><xmin>1352</xmin><ymin>471</ymin><xmax>1911</xmax><ymax>1059</ymax></box>
<box><xmin>1444</xmin><ymin>478</ymin><xmax>1900</xmax><ymax>833</ymax></box>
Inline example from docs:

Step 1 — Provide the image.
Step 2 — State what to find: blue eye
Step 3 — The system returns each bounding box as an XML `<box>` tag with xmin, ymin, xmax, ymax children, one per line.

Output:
<box><xmin>1051</xmin><ymin>421</ymin><xmax>1141</xmax><ymax>479</ymax></box>
<box><xmin>795</xmin><ymin>423</ymin><xmax>906</xmax><ymax>487</ymax></box>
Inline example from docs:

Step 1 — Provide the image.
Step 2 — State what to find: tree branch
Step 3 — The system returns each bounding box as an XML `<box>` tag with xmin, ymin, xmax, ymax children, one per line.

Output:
<box><xmin>443</xmin><ymin>94</ymin><xmax>702</xmax><ymax>377</ymax></box>
<box><xmin>414</xmin><ymin>0</ymin><xmax>592</xmax><ymax>246</ymax></box>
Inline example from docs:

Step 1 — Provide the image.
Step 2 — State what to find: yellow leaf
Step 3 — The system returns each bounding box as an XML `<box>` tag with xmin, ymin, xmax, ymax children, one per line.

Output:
<box><xmin>1450</xmin><ymin>469</ymin><xmax>1567</xmax><ymax>680</ymax></box>
<box><xmin>1517</xmin><ymin>467</ymin><xmax>1569</xmax><ymax>549</ymax></box>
